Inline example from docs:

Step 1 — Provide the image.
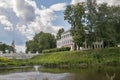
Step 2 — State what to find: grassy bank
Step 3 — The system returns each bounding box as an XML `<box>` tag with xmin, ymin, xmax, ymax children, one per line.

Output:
<box><xmin>0</xmin><ymin>47</ymin><xmax>120</xmax><ymax>67</ymax></box>
<box><xmin>0</xmin><ymin>57</ymin><xmax>15</xmax><ymax>67</ymax></box>
<box><xmin>27</xmin><ymin>47</ymin><xmax>120</xmax><ymax>68</ymax></box>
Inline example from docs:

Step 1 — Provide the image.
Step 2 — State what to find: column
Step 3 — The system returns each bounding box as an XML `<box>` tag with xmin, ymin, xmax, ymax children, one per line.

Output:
<box><xmin>0</xmin><ymin>51</ymin><xmax>3</xmax><ymax>54</ymax></box>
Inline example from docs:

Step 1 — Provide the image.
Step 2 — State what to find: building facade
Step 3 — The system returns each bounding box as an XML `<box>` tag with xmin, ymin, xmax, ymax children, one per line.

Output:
<box><xmin>57</xmin><ymin>30</ymin><xmax>104</xmax><ymax>51</ymax></box>
<box><xmin>57</xmin><ymin>30</ymin><xmax>74</xmax><ymax>51</ymax></box>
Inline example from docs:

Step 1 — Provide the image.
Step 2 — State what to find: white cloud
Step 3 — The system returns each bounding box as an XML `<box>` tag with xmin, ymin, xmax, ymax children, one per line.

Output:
<box><xmin>0</xmin><ymin>0</ymin><xmax>13</xmax><ymax>9</ymax></box>
<box><xmin>98</xmin><ymin>0</ymin><xmax>120</xmax><ymax>5</ymax></box>
<box><xmin>13</xmin><ymin>0</ymin><xmax>35</xmax><ymax>22</ymax></box>
<box><xmin>50</xmin><ymin>3</ymin><xmax>67</xmax><ymax>11</ymax></box>
<box><xmin>71</xmin><ymin>0</ymin><xmax>85</xmax><ymax>4</ymax></box>
<box><xmin>15</xmin><ymin>2</ymin><xmax>66</xmax><ymax>40</ymax></box>
<box><xmin>0</xmin><ymin>15</ymin><xmax>13</xmax><ymax>30</ymax></box>
<box><xmin>16</xmin><ymin>24</ymin><xmax>27</xmax><ymax>35</ymax></box>
<box><xmin>0</xmin><ymin>0</ymin><xmax>66</xmax><ymax>39</ymax></box>
<box><xmin>71</xmin><ymin>0</ymin><xmax>120</xmax><ymax>5</ymax></box>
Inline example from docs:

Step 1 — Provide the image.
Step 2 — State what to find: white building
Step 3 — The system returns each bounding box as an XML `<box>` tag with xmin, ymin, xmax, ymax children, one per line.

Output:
<box><xmin>57</xmin><ymin>30</ymin><xmax>74</xmax><ymax>51</ymax></box>
<box><xmin>57</xmin><ymin>30</ymin><xmax>105</xmax><ymax>51</ymax></box>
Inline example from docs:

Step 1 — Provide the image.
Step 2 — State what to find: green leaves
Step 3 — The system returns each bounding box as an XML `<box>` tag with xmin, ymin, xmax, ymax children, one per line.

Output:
<box><xmin>0</xmin><ymin>43</ymin><xmax>13</xmax><ymax>53</ymax></box>
<box><xmin>26</xmin><ymin>32</ymin><xmax>56</xmax><ymax>53</ymax></box>
<box><xmin>64</xmin><ymin>1</ymin><xmax>120</xmax><ymax>49</ymax></box>
<box><xmin>56</xmin><ymin>28</ymin><xmax>64</xmax><ymax>40</ymax></box>
<box><xmin>64</xmin><ymin>3</ymin><xmax>85</xmax><ymax>49</ymax></box>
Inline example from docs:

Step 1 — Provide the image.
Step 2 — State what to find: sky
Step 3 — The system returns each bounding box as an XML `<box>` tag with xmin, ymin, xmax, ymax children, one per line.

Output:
<box><xmin>0</xmin><ymin>0</ymin><xmax>120</xmax><ymax>52</ymax></box>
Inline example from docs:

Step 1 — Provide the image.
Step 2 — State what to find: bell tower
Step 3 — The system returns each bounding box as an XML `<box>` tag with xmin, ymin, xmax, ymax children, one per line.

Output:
<box><xmin>11</xmin><ymin>40</ymin><xmax>16</xmax><ymax>53</ymax></box>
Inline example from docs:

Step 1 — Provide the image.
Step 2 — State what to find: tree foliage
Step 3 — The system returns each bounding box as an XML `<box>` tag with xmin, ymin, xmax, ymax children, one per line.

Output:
<box><xmin>26</xmin><ymin>32</ymin><xmax>56</xmax><ymax>53</ymax></box>
<box><xmin>95</xmin><ymin>3</ymin><xmax>120</xmax><ymax>46</ymax></box>
<box><xmin>56</xmin><ymin>28</ymin><xmax>64</xmax><ymax>40</ymax></box>
<box><xmin>0</xmin><ymin>43</ymin><xmax>13</xmax><ymax>53</ymax></box>
<box><xmin>84</xmin><ymin>0</ymin><xmax>97</xmax><ymax>46</ymax></box>
<box><xmin>64</xmin><ymin>1</ymin><xmax>120</xmax><ymax>49</ymax></box>
<box><xmin>64</xmin><ymin>3</ymin><xmax>85</xmax><ymax>49</ymax></box>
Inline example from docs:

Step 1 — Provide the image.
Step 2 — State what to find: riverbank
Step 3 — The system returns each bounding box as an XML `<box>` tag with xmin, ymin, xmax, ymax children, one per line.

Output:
<box><xmin>0</xmin><ymin>47</ymin><xmax>120</xmax><ymax>68</ymax></box>
<box><xmin>28</xmin><ymin>47</ymin><xmax>120</xmax><ymax>68</ymax></box>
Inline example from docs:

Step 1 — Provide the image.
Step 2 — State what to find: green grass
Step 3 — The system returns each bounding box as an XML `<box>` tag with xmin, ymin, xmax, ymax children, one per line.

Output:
<box><xmin>25</xmin><ymin>47</ymin><xmax>120</xmax><ymax>67</ymax></box>
<box><xmin>0</xmin><ymin>57</ymin><xmax>14</xmax><ymax>67</ymax></box>
<box><xmin>0</xmin><ymin>47</ymin><xmax>120</xmax><ymax>67</ymax></box>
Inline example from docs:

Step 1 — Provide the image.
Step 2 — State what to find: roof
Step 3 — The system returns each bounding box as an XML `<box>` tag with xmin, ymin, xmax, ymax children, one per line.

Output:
<box><xmin>61</xmin><ymin>29</ymin><xmax>70</xmax><ymax>35</ymax></box>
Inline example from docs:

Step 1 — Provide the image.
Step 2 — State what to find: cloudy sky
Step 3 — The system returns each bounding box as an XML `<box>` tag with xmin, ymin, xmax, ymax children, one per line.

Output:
<box><xmin>0</xmin><ymin>0</ymin><xmax>119</xmax><ymax>52</ymax></box>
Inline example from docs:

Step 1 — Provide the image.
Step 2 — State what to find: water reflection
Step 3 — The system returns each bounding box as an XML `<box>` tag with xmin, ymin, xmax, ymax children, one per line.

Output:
<box><xmin>33</xmin><ymin>65</ymin><xmax>40</xmax><ymax>72</ymax></box>
<box><xmin>106</xmin><ymin>73</ymin><xmax>115</xmax><ymax>80</ymax></box>
<box><xmin>0</xmin><ymin>67</ymin><xmax>34</xmax><ymax>75</ymax></box>
<box><xmin>0</xmin><ymin>72</ymin><xmax>71</xmax><ymax>80</ymax></box>
<box><xmin>0</xmin><ymin>66</ymin><xmax>119</xmax><ymax>80</ymax></box>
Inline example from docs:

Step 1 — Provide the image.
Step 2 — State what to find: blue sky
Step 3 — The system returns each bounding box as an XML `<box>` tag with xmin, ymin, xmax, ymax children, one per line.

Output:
<box><xmin>34</xmin><ymin>0</ymin><xmax>71</xmax><ymax>7</ymax></box>
<box><xmin>0</xmin><ymin>0</ymin><xmax>119</xmax><ymax>52</ymax></box>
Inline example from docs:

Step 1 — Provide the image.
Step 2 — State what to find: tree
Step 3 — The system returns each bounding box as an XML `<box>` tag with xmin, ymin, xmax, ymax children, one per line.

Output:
<box><xmin>95</xmin><ymin>4</ymin><xmax>120</xmax><ymax>47</ymax></box>
<box><xmin>64</xmin><ymin>3</ymin><xmax>85</xmax><ymax>50</ymax></box>
<box><xmin>72</xmin><ymin>28</ymin><xmax>85</xmax><ymax>50</ymax></box>
<box><xmin>26</xmin><ymin>32</ymin><xmax>56</xmax><ymax>53</ymax></box>
<box><xmin>56</xmin><ymin>28</ymin><xmax>64</xmax><ymax>40</ymax></box>
<box><xmin>110</xmin><ymin>5</ymin><xmax>120</xmax><ymax>44</ymax></box>
<box><xmin>84</xmin><ymin>0</ymin><xmax>98</xmax><ymax>47</ymax></box>
<box><xmin>0</xmin><ymin>43</ymin><xmax>13</xmax><ymax>53</ymax></box>
<box><xmin>26</xmin><ymin>40</ymin><xmax>39</xmax><ymax>53</ymax></box>
<box><xmin>64</xmin><ymin>1</ymin><xmax>120</xmax><ymax>49</ymax></box>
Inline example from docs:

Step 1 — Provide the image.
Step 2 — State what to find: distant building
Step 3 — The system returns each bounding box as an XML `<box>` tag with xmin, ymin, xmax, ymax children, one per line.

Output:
<box><xmin>57</xmin><ymin>30</ymin><xmax>74</xmax><ymax>51</ymax></box>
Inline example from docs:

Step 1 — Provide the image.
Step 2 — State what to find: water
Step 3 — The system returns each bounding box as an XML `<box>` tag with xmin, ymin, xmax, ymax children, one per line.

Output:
<box><xmin>0</xmin><ymin>66</ymin><xmax>119</xmax><ymax>80</ymax></box>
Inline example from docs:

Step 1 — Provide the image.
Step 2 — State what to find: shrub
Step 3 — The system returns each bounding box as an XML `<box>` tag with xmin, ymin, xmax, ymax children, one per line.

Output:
<box><xmin>42</xmin><ymin>47</ymin><xmax>71</xmax><ymax>53</ymax></box>
<box><xmin>0</xmin><ymin>57</ymin><xmax>9</xmax><ymax>62</ymax></box>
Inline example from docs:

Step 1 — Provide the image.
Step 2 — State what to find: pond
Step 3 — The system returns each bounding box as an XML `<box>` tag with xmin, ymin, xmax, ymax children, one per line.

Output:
<box><xmin>0</xmin><ymin>66</ymin><xmax>119</xmax><ymax>80</ymax></box>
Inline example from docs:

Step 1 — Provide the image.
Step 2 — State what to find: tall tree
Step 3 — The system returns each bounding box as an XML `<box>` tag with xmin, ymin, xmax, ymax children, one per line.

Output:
<box><xmin>84</xmin><ymin>0</ymin><xmax>98</xmax><ymax>47</ymax></box>
<box><xmin>64</xmin><ymin>1</ymin><xmax>120</xmax><ymax>49</ymax></box>
<box><xmin>64</xmin><ymin>3</ymin><xmax>85</xmax><ymax>50</ymax></box>
<box><xmin>110</xmin><ymin>5</ymin><xmax>120</xmax><ymax>44</ymax></box>
<box><xmin>95</xmin><ymin>4</ymin><xmax>120</xmax><ymax>47</ymax></box>
<box><xmin>26</xmin><ymin>40</ymin><xmax>39</xmax><ymax>53</ymax></box>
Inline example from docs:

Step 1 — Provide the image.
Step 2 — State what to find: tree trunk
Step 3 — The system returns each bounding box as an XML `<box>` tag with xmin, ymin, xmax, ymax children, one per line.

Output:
<box><xmin>78</xmin><ymin>46</ymin><xmax>80</xmax><ymax>50</ymax></box>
